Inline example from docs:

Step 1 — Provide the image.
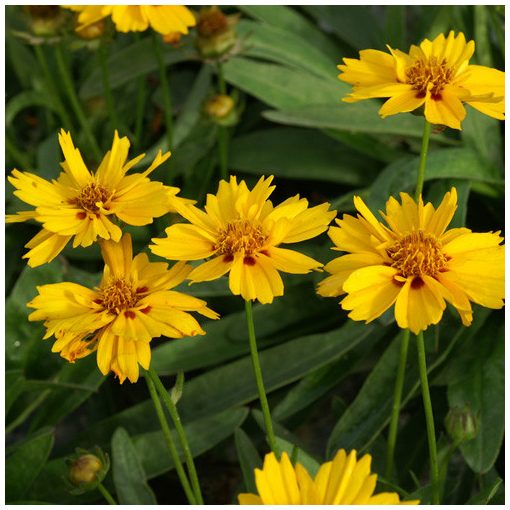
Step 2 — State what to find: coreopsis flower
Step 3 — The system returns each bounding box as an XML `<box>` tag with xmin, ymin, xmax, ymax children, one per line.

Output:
<box><xmin>7</xmin><ymin>130</ymin><xmax>186</xmax><ymax>267</ymax></box>
<box><xmin>338</xmin><ymin>31</ymin><xmax>505</xmax><ymax>130</ymax></box>
<box><xmin>27</xmin><ymin>234</ymin><xmax>218</xmax><ymax>383</ymax></box>
<box><xmin>150</xmin><ymin>176</ymin><xmax>336</xmax><ymax>304</ymax></box>
<box><xmin>66</xmin><ymin>5</ymin><xmax>196</xmax><ymax>35</ymax></box>
<box><xmin>238</xmin><ymin>450</ymin><xmax>419</xmax><ymax>504</ymax></box>
<box><xmin>317</xmin><ymin>188</ymin><xmax>504</xmax><ymax>334</ymax></box>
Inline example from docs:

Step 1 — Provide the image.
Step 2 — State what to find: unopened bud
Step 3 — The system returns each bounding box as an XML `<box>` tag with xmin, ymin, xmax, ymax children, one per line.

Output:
<box><xmin>76</xmin><ymin>20</ymin><xmax>105</xmax><ymax>40</ymax></box>
<box><xmin>163</xmin><ymin>31</ymin><xmax>183</xmax><ymax>47</ymax></box>
<box><xmin>445</xmin><ymin>404</ymin><xmax>478</xmax><ymax>444</ymax></box>
<box><xmin>195</xmin><ymin>6</ymin><xmax>239</xmax><ymax>59</ymax></box>
<box><xmin>204</xmin><ymin>94</ymin><xmax>238</xmax><ymax>126</ymax></box>
<box><xmin>24</xmin><ymin>5</ymin><xmax>66</xmax><ymax>37</ymax></box>
<box><xmin>69</xmin><ymin>454</ymin><xmax>103</xmax><ymax>485</ymax></box>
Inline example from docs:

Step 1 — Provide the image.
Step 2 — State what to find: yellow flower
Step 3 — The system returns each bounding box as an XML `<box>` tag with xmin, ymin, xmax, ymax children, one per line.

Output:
<box><xmin>317</xmin><ymin>188</ymin><xmax>504</xmax><ymax>334</ymax></box>
<box><xmin>66</xmin><ymin>5</ymin><xmax>196</xmax><ymax>35</ymax></box>
<box><xmin>338</xmin><ymin>31</ymin><xmax>505</xmax><ymax>130</ymax></box>
<box><xmin>238</xmin><ymin>450</ymin><xmax>419</xmax><ymax>504</ymax></box>
<box><xmin>150</xmin><ymin>176</ymin><xmax>336</xmax><ymax>304</ymax></box>
<box><xmin>7</xmin><ymin>130</ymin><xmax>186</xmax><ymax>267</ymax></box>
<box><xmin>27</xmin><ymin>234</ymin><xmax>218</xmax><ymax>383</ymax></box>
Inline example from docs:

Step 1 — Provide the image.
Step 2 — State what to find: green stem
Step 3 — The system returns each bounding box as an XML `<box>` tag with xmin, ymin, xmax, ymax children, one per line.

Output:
<box><xmin>6</xmin><ymin>389</ymin><xmax>51</xmax><ymax>434</ymax></box>
<box><xmin>54</xmin><ymin>44</ymin><xmax>101</xmax><ymax>161</ymax></box>
<box><xmin>145</xmin><ymin>374</ymin><xmax>196</xmax><ymax>504</ymax></box>
<box><xmin>414</xmin><ymin>119</ymin><xmax>432</xmax><ymax>200</ymax></box>
<box><xmin>34</xmin><ymin>44</ymin><xmax>74</xmax><ymax>131</ymax></box>
<box><xmin>416</xmin><ymin>331</ymin><xmax>439</xmax><ymax>504</ymax></box>
<box><xmin>218</xmin><ymin>126</ymin><xmax>229</xmax><ymax>181</ymax></box>
<box><xmin>134</xmin><ymin>74</ymin><xmax>147</xmax><ymax>150</ymax></box>
<box><xmin>147</xmin><ymin>367</ymin><xmax>203</xmax><ymax>504</ymax></box>
<box><xmin>217</xmin><ymin>61</ymin><xmax>227</xmax><ymax>95</ymax></box>
<box><xmin>244</xmin><ymin>299</ymin><xmax>279</xmax><ymax>455</ymax></box>
<box><xmin>98</xmin><ymin>38</ymin><xmax>120</xmax><ymax>131</ymax></box>
<box><xmin>152</xmin><ymin>33</ymin><xmax>173</xmax><ymax>152</ymax></box>
<box><xmin>385</xmin><ymin>328</ymin><xmax>410</xmax><ymax>481</ymax></box>
<box><xmin>97</xmin><ymin>482</ymin><xmax>117</xmax><ymax>505</ymax></box>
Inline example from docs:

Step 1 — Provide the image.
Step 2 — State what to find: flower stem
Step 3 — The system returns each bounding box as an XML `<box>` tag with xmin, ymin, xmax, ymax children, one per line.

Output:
<box><xmin>152</xmin><ymin>33</ymin><xmax>173</xmax><ymax>153</ymax></box>
<box><xmin>145</xmin><ymin>373</ymin><xmax>196</xmax><ymax>504</ymax></box>
<box><xmin>97</xmin><ymin>482</ymin><xmax>117</xmax><ymax>505</ymax></box>
<box><xmin>414</xmin><ymin>119</ymin><xmax>432</xmax><ymax>200</ymax></box>
<box><xmin>134</xmin><ymin>74</ymin><xmax>147</xmax><ymax>150</ymax></box>
<box><xmin>244</xmin><ymin>299</ymin><xmax>279</xmax><ymax>455</ymax></box>
<box><xmin>217</xmin><ymin>61</ymin><xmax>227</xmax><ymax>95</ymax></box>
<box><xmin>98</xmin><ymin>38</ymin><xmax>120</xmax><ymax>132</ymax></box>
<box><xmin>416</xmin><ymin>331</ymin><xmax>439</xmax><ymax>504</ymax></box>
<box><xmin>147</xmin><ymin>366</ymin><xmax>203</xmax><ymax>505</ymax></box>
<box><xmin>385</xmin><ymin>328</ymin><xmax>410</xmax><ymax>481</ymax></box>
<box><xmin>216</xmin><ymin>62</ymin><xmax>229</xmax><ymax>180</ymax></box>
<box><xmin>54</xmin><ymin>44</ymin><xmax>101</xmax><ymax>161</ymax></box>
<box><xmin>33</xmin><ymin>44</ymin><xmax>74</xmax><ymax>131</ymax></box>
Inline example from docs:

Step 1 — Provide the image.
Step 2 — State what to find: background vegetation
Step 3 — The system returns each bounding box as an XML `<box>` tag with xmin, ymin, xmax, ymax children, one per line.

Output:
<box><xmin>5</xmin><ymin>5</ymin><xmax>504</xmax><ymax>504</ymax></box>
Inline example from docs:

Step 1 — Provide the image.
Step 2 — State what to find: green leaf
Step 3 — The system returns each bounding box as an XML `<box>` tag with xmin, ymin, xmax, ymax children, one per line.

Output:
<box><xmin>448</xmin><ymin>321</ymin><xmax>504</xmax><ymax>473</ymax></box>
<box><xmin>230</xmin><ymin>127</ymin><xmax>378</xmax><ymax>186</ymax></box>
<box><xmin>275</xmin><ymin>436</ymin><xmax>320</xmax><ymax>477</ymax></box>
<box><xmin>6</xmin><ymin>91</ymin><xmax>59</xmax><ymax>127</ymax></box>
<box><xmin>73</xmin><ymin>320</ymin><xmax>380</xmax><ymax>447</ymax></box>
<box><xmin>80</xmin><ymin>39</ymin><xmax>197</xmax><ymax>99</ymax></box>
<box><xmin>112</xmin><ymin>427</ymin><xmax>157</xmax><ymax>505</ymax></box>
<box><xmin>6</xmin><ymin>369</ymin><xmax>25</xmax><ymax>415</ymax></box>
<box><xmin>6</xmin><ymin>260</ymin><xmax>63</xmax><ymax>369</ymax></box>
<box><xmin>223</xmin><ymin>58</ymin><xmax>340</xmax><ymax>110</ymax></box>
<box><xmin>235</xmin><ymin>428</ymin><xmax>261</xmax><ymax>494</ymax></box>
<box><xmin>368</xmin><ymin>148</ymin><xmax>502</xmax><ymax>212</ymax></box>
<box><xmin>6</xmin><ymin>427</ymin><xmax>55</xmax><ymax>502</ymax></box>
<box><xmin>238</xmin><ymin>6</ymin><xmax>339</xmax><ymax>61</ymax></box>
<box><xmin>466</xmin><ymin>477</ymin><xmax>503</xmax><ymax>504</ymax></box>
<box><xmin>264</xmin><ymin>104</ymin><xmax>460</xmax><ymax>142</ymax></box>
<box><xmin>237</xmin><ymin>19</ymin><xmax>336</xmax><ymax>79</ymax></box>
<box><xmin>327</xmin><ymin>310</ymin><xmax>491</xmax><ymax>456</ymax></box>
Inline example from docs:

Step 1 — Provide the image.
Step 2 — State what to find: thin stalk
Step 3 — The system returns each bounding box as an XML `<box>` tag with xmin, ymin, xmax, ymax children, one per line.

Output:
<box><xmin>244</xmin><ymin>299</ymin><xmax>279</xmax><ymax>455</ymax></box>
<box><xmin>33</xmin><ymin>44</ymin><xmax>74</xmax><ymax>130</ymax></box>
<box><xmin>414</xmin><ymin>119</ymin><xmax>432</xmax><ymax>199</ymax></box>
<box><xmin>152</xmin><ymin>33</ymin><xmax>173</xmax><ymax>152</ymax></box>
<box><xmin>54</xmin><ymin>43</ymin><xmax>101</xmax><ymax>160</ymax></box>
<box><xmin>144</xmin><ymin>374</ymin><xmax>196</xmax><ymax>504</ymax></box>
<box><xmin>416</xmin><ymin>331</ymin><xmax>439</xmax><ymax>504</ymax></box>
<box><xmin>385</xmin><ymin>328</ymin><xmax>410</xmax><ymax>480</ymax></box>
<box><xmin>218</xmin><ymin>126</ymin><xmax>229</xmax><ymax>180</ymax></box>
<box><xmin>98</xmin><ymin>38</ymin><xmax>121</xmax><ymax>131</ymax></box>
<box><xmin>6</xmin><ymin>389</ymin><xmax>51</xmax><ymax>434</ymax></box>
<box><xmin>97</xmin><ymin>482</ymin><xmax>117</xmax><ymax>505</ymax></box>
<box><xmin>134</xmin><ymin>74</ymin><xmax>147</xmax><ymax>150</ymax></box>
<box><xmin>217</xmin><ymin>61</ymin><xmax>227</xmax><ymax>95</ymax></box>
<box><xmin>147</xmin><ymin>367</ymin><xmax>203</xmax><ymax>505</ymax></box>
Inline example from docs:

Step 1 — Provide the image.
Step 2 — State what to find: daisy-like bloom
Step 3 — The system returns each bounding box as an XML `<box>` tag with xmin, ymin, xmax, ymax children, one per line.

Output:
<box><xmin>66</xmin><ymin>5</ymin><xmax>196</xmax><ymax>35</ymax></box>
<box><xmin>238</xmin><ymin>450</ymin><xmax>419</xmax><ymax>504</ymax></box>
<box><xmin>150</xmin><ymin>176</ymin><xmax>336</xmax><ymax>304</ymax></box>
<box><xmin>7</xmin><ymin>129</ymin><xmax>186</xmax><ymax>267</ymax></box>
<box><xmin>317</xmin><ymin>188</ymin><xmax>504</xmax><ymax>334</ymax></box>
<box><xmin>27</xmin><ymin>234</ymin><xmax>218</xmax><ymax>383</ymax></box>
<box><xmin>338</xmin><ymin>31</ymin><xmax>505</xmax><ymax>130</ymax></box>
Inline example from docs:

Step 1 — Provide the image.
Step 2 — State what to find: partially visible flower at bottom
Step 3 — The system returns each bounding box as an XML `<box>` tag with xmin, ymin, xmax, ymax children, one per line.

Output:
<box><xmin>238</xmin><ymin>450</ymin><xmax>419</xmax><ymax>505</ymax></box>
<box><xmin>27</xmin><ymin>234</ymin><xmax>218</xmax><ymax>383</ymax></box>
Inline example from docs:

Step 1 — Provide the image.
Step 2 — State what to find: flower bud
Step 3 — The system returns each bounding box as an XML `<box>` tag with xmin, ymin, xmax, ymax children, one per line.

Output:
<box><xmin>444</xmin><ymin>404</ymin><xmax>478</xmax><ymax>444</ymax></box>
<box><xmin>195</xmin><ymin>6</ymin><xmax>239</xmax><ymax>59</ymax></box>
<box><xmin>68</xmin><ymin>454</ymin><xmax>103</xmax><ymax>485</ymax></box>
<box><xmin>162</xmin><ymin>31</ymin><xmax>183</xmax><ymax>47</ymax></box>
<box><xmin>204</xmin><ymin>94</ymin><xmax>238</xmax><ymax>126</ymax></box>
<box><xmin>24</xmin><ymin>6</ymin><xmax>66</xmax><ymax>37</ymax></box>
<box><xmin>76</xmin><ymin>20</ymin><xmax>105</xmax><ymax>41</ymax></box>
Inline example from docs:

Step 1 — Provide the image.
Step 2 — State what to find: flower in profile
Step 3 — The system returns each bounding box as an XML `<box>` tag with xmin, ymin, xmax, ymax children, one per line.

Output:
<box><xmin>317</xmin><ymin>188</ymin><xmax>504</xmax><ymax>334</ymax></box>
<box><xmin>150</xmin><ymin>176</ymin><xmax>336</xmax><ymax>304</ymax></box>
<box><xmin>238</xmin><ymin>450</ymin><xmax>419</xmax><ymax>504</ymax></box>
<box><xmin>338</xmin><ymin>31</ymin><xmax>505</xmax><ymax>130</ymax></box>
<box><xmin>27</xmin><ymin>234</ymin><xmax>218</xmax><ymax>383</ymax></box>
<box><xmin>7</xmin><ymin>129</ymin><xmax>186</xmax><ymax>267</ymax></box>
<box><xmin>66</xmin><ymin>5</ymin><xmax>196</xmax><ymax>35</ymax></box>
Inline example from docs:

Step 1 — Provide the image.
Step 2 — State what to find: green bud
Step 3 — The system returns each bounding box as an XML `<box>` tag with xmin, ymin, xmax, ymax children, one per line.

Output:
<box><xmin>444</xmin><ymin>404</ymin><xmax>478</xmax><ymax>444</ymax></box>
<box><xmin>203</xmin><ymin>94</ymin><xmax>239</xmax><ymax>126</ymax></box>
<box><xmin>64</xmin><ymin>446</ymin><xmax>110</xmax><ymax>495</ymax></box>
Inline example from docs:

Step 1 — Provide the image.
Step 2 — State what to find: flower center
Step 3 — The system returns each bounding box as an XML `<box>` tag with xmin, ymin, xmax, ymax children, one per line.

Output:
<box><xmin>406</xmin><ymin>57</ymin><xmax>454</xmax><ymax>98</ymax></box>
<box><xmin>99</xmin><ymin>278</ymin><xmax>138</xmax><ymax>314</ymax></box>
<box><xmin>215</xmin><ymin>219</ymin><xmax>267</xmax><ymax>258</ymax></box>
<box><xmin>387</xmin><ymin>230</ymin><xmax>448</xmax><ymax>278</ymax></box>
<box><xmin>70</xmin><ymin>182</ymin><xmax>111</xmax><ymax>213</ymax></box>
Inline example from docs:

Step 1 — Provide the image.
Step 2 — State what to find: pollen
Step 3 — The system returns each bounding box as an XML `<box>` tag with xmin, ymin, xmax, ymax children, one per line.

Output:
<box><xmin>216</xmin><ymin>219</ymin><xmax>268</xmax><ymax>257</ymax></box>
<box><xmin>387</xmin><ymin>230</ymin><xmax>448</xmax><ymax>278</ymax></box>
<box><xmin>99</xmin><ymin>278</ymin><xmax>138</xmax><ymax>314</ymax></box>
<box><xmin>69</xmin><ymin>182</ymin><xmax>111</xmax><ymax>213</ymax></box>
<box><xmin>406</xmin><ymin>57</ymin><xmax>454</xmax><ymax>98</ymax></box>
